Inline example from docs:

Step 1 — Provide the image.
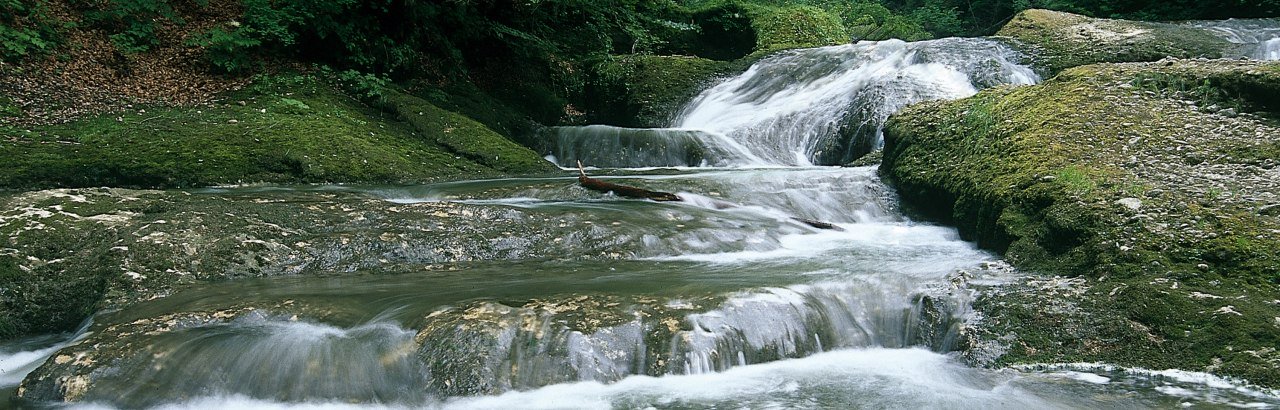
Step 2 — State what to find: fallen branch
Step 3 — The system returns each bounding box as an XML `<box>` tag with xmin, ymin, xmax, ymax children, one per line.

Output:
<box><xmin>577</xmin><ymin>161</ymin><xmax>682</xmax><ymax>201</ymax></box>
<box><xmin>576</xmin><ymin>162</ymin><xmax>843</xmax><ymax>231</ymax></box>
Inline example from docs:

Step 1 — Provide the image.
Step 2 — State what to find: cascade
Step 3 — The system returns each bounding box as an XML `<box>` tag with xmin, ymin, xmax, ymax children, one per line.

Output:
<box><xmin>1187</xmin><ymin>18</ymin><xmax>1280</xmax><ymax>60</ymax></box>
<box><xmin>673</xmin><ymin>38</ymin><xmax>1038</xmax><ymax>166</ymax></box>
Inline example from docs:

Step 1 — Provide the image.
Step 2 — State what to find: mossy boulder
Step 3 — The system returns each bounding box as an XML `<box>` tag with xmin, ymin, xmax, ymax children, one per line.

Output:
<box><xmin>587</xmin><ymin>55</ymin><xmax>736</xmax><ymax>128</ymax></box>
<box><xmin>0</xmin><ymin>75</ymin><xmax>554</xmax><ymax>191</ymax></box>
<box><xmin>996</xmin><ymin>9</ymin><xmax>1234</xmax><ymax>74</ymax></box>
<box><xmin>744</xmin><ymin>4</ymin><xmax>850</xmax><ymax>52</ymax></box>
<box><xmin>882</xmin><ymin>60</ymin><xmax>1280</xmax><ymax>387</ymax></box>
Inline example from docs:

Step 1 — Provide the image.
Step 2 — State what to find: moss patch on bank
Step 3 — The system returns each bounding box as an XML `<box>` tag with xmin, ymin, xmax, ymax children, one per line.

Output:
<box><xmin>882</xmin><ymin>60</ymin><xmax>1280</xmax><ymax>387</ymax></box>
<box><xmin>0</xmin><ymin>75</ymin><xmax>555</xmax><ymax>190</ymax></box>
<box><xmin>996</xmin><ymin>9</ymin><xmax>1234</xmax><ymax>75</ymax></box>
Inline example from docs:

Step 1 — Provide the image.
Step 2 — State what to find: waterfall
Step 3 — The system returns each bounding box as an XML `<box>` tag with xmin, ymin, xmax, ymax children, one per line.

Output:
<box><xmin>672</xmin><ymin>38</ymin><xmax>1038</xmax><ymax>166</ymax></box>
<box><xmin>540</xmin><ymin>125</ymin><xmax>753</xmax><ymax>168</ymax></box>
<box><xmin>1186</xmin><ymin>18</ymin><xmax>1280</xmax><ymax>60</ymax></box>
<box><xmin>541</xmin><ymin>38</ymin><xmax>1037</xmax><ymax>169</ymax></box>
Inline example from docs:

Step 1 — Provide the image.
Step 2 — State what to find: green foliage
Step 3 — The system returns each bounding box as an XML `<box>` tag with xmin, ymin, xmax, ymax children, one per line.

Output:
<box><xmin>323</xmin><ymin>67</ymin><xmax>391</xmax><ymax>101</ymax></box>
<box><xmin>188</xmin><ymin>25</ymin><xmax>261</xmax><ymax>74</ymax></box>
<box><xmin>85</xmin><ymin>0</ymin><xmax>182</xmax><ymax>53</ymax></box>
<box><xmin>908</xmin><ymin>1</ymin><xmax>964</xmax><ymax>37</ymax></box>
<box><xmin>0</xmin><ymin>0</ymin><xmax>62</xmax><ymax>61</ymax></box>
<box><xmin>844</xmin><ymin>2</ymin><xmax>932</xmax><ymax>41</ymax></box>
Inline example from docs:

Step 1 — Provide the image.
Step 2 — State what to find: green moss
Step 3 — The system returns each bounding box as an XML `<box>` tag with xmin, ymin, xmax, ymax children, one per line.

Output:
<box><xmin>379</xmin><ymin>90</ymin><xmax>558</xmax><ymax>175</ymax></box>
<box><xmin>0</xmin><ymin>95</ymin><xmax>20</xmax><ymax>117</ymax></box>
<box><xmin>744</xmin><ymin>4</ymin><xmax>849</xmax><ymax>51</ymax></box>
<box><xmin>0</xmin><ymin>201</ymin><xmax>121</xmax><ymax>339</ymax></box>
<box><xmin>408</xmin><ymin>81</ymin><xmax>542</xmax><ymax>147</ymax></box>
<box><xmin>883</xmin><ymin>60</ymin><xmax>1280</xmax><ymax>387</ymax></box>
<box><xmin>996</xmin><ymin>9</ymin><xmax>1233</xmax><ymax>75</ymax></box>
<box><xmin>0</xmin><ymin>74</ymin><xmax>555</xmax><ymax>190</ymax></box>
<box><xmin>588</xmin><ymin>54</ymin><xmax>734</xmax><ymax>127</ymax></box>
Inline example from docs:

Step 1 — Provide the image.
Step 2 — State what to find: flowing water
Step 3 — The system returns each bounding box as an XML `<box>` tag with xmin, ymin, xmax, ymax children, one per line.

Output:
<box><xmin>547</xmin><ymin>38</ymin><xmax>1038</xmax><ymax>167</ymax></box>
<box><xmin>4</xmin><ymin>36</ymin><xmax>1280</xmax><ymax>409</ymax></box>
<box><xmin>1187</xmin><ymin>18</ymin><xmax>1280</xmax><ymax>60</ymax></box>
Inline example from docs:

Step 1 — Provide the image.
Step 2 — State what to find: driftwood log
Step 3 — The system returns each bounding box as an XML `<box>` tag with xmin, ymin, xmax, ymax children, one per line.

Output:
<box><xmin>576</xmin><ymin>162</ymin><xmax>843</xmax><ymax>231</ymax></box>
<box><xmin>577</xmin><ymin>162</ymin><xmax>682</xmax><ymax>202</ymax></box>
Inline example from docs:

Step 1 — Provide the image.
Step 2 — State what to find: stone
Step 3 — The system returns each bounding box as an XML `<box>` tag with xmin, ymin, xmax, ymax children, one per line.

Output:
<box><xmin>1117</xmin><ymin>197</ymin><xmax>1143</xmax><ymax>211</ymax></box>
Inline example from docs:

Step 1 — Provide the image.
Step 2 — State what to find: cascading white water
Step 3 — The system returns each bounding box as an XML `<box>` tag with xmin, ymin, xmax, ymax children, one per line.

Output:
<box><xmin>1262</xmin><ymin>38</ymin><xmax>1280</xmax><ymax>60</ymax></box>
<box><xmin>672</xmin><ymin>38</ymin><xmax>1038</xmax><ymax>166</ymax></box>
<box><xmin>1186</xmin><ymin>18</ymin><xmax>1280</xmax><ymax>60</ymax></box>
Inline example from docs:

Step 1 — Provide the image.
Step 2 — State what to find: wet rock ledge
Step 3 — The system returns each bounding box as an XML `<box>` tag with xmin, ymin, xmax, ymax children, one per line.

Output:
<box><xmin>882</xmin><ymin>59</ymin><xmax>1280</xmax><ymax>387</ymax></box>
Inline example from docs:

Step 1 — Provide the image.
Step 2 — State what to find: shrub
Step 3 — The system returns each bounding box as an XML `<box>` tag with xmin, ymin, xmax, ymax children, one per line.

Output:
<box><xmin>844</xmin><ymin>1</ymin><xmax>932</xmax><ymax>41</ymax></box>
<box><xmin>188</xmin><ymin>24</ymin><xmax>260</xmax><ymax>74</ymax></box>
<box><xmin>0</xmin><ymin>0</ymin><xmax>62</xmax><ymax>61</ymax></box>
<box><xmin>84</xmin><ymin>0</ymin><xmax>184</xmax><ymax>53</ymax></box>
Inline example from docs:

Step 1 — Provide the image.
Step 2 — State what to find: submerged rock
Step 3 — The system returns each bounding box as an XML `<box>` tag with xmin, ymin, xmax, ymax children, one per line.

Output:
<box><xmin>0</xmin><ymin>186</ymin><xmax>665</xmax><ymax>340</ymax></box>
<box><xmin>882</xmin><ymin>59</ymin><xmax>1280</xmax><ymax>387</ymax></box>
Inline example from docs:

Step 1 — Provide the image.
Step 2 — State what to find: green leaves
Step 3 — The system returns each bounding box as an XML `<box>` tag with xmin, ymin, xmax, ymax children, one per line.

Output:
<box><xmin>0</xmin><ymin>0</ymin><xmax>61</xmax><ymax>61</ymax></box>
<box><xmin>188</xmin><ymin>25</ymin><xmax>262</xmax><ymax>74</ymax></box>
<box><xmin>85</xmin><ymin>0</ymin><xmax>180</xmax><ymax>53</ymax></box>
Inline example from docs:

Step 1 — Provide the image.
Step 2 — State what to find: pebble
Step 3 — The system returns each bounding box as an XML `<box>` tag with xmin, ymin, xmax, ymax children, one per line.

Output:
<box><xmin>1117</xmin><ymin>198</ymin><xmax>1143</xmax><ymax>211</ymax></box>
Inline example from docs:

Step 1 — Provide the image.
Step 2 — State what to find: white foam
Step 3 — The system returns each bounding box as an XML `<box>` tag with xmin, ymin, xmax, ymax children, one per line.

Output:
<box><xmin>650</xmin><ymin>222</ymin><xmax>983</xmax><ymax>267</ymax></box>
<box><xmin>0</xmin><ymin>344</ymin><xmax>64</xmax><ymax>387</ymax></box>
<box><xmin>0</xmin><ymin>324</ymin><xmax>92</xmax><ymax>387</ymax></box>
<box><xmin>673</xmin><ymin>38</ymin><xmax>1037</xmax><ymax>166</ymax></box>
<box><xmin>1014</xmin><ymin>362</ymin><xmax>1280</xmax><ymax>404</ymax></box>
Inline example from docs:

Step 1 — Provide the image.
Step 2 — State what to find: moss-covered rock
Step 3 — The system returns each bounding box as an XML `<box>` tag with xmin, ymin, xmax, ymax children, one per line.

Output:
<box><xmin>744</xmin><ymin>4</ymin><xmax>850</xmax><ymax>52</ymax></box>
<box><xmin>0</xmin><ymin>75</ymin><xmax>554</xmax><ymax>190</ymax></box>
<box><xmin>377</xmin><ymin>89</ymin><xmax>558</xmax><ymax>175</ymax></box>
<box><xmin>882</xmin><ymin>60</ymin><xmax>1280</xmax><ymax>387</ymax></box>
<box><xmin>996</xmin><ymin>9</ymin><xmax>1234</xmax><ymax>75</ymax></box>
<box><xmin>588</xmin><ymin>55</ymin><xmax>736</xmax><ymax>128</ymax></box>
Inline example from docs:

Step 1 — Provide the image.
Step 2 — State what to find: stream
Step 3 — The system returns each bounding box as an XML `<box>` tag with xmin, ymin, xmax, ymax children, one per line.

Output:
<box><xmin>4</xmin><ymin>37</ymin><xmax>1280</xmax><ymax>409</ymax></box>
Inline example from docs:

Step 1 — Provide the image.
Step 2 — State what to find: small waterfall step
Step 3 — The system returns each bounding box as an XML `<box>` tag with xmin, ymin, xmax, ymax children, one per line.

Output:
<box><xmin>540</xmin><ymin>125</ymin><xmax>743</xmax><ymax>168</ymax></box>
<box><xmin>673</xmin><ymin>38</ymin><xmax>1039</xmax><ymax>166</ymax></box>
